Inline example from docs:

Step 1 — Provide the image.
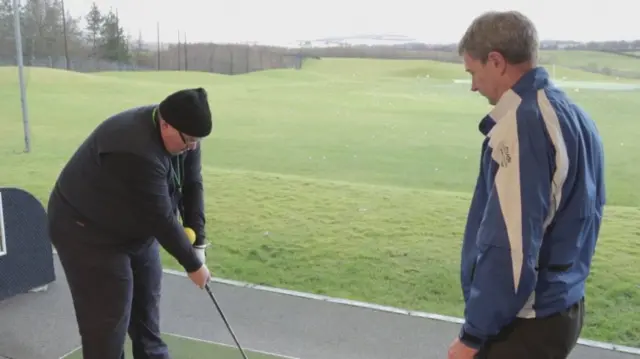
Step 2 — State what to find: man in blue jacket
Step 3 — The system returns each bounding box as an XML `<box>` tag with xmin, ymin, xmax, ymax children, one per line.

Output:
<box><xmin>448</xmin><ymin>11</ymin><xmax>606</xmax><ymax>359</ymax></box>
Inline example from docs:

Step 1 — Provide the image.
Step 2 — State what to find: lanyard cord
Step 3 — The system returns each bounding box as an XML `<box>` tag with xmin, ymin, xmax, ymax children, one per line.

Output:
<box><xmin>152</xmin><ymin>106</ymin><xmax>183</xmax><ymax>190</ymax></box>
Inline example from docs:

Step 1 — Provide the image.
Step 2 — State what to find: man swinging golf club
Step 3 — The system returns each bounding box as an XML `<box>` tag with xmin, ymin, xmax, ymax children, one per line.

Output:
<box><xmin>48</xmin><ymin>87</ymin><xmax>213</xmax><ymax>359</ymax></box>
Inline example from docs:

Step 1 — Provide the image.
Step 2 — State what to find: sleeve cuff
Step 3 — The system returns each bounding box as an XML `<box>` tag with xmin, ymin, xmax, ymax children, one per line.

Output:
<box><xmin>458</xmin><ymin>325</ymin><xmax>486</xmax><ymax>350</ymax></box>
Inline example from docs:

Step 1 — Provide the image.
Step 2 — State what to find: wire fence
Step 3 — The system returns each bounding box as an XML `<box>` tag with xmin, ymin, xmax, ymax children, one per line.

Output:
<box><xmin>0</xmin><ymin>45</ymin><xmax>306</xmax><ymax>74</ymax></box>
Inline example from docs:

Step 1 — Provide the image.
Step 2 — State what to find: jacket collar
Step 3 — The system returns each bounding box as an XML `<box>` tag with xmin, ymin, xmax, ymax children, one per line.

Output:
<box><xmin>478</xmin><ymin>66</ymin><xmax>550</xmax><ymax>136</ymax></box>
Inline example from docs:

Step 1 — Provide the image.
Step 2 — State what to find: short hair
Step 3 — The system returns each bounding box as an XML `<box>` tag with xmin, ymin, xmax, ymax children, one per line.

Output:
<box><xmin>458</xmin><ymin>10</ymin><xmax>539</xmax><ymax>65</ymax></box>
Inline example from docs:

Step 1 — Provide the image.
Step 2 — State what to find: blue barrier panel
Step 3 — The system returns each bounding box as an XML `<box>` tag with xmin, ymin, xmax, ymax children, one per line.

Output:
<box><xmin>0</xmin><ymin>187</ymin><xmax>55</xmax><ymax>302</ymax></box>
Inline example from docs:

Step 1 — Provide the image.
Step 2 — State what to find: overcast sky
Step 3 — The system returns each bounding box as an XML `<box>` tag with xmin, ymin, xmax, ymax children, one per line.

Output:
<box><xmin>61</xmin><ymin>0</ymin><xmax>639</xmax><ymax>46</ymax></box>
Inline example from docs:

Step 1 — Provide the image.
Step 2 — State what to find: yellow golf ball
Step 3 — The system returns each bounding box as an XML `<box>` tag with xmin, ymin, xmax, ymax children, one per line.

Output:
<box><xmin>184</xmin><ymin>227</ymin><xmax>196</xmax><ymax>244</ymax></box>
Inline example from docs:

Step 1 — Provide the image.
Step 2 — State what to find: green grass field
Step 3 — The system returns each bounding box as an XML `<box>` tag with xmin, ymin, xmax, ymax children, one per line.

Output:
<box><xmin>1</xmin><ymin>53</ymin><xmax>639</xmax><ymax>347</ymax></box>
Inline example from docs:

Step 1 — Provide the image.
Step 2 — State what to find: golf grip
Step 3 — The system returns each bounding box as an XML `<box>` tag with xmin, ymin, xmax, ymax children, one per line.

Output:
<box><xmin>205</xmin><ymin>284</ymin><xmax>249</xmax><ymax>359</ymax></box>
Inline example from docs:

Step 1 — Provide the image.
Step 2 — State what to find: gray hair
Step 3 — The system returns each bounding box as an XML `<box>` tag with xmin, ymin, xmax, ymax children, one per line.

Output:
<box><xmin>458</xmin><ymin>11</ymin><xmax>539</xmax><ymax>65</ymax></box>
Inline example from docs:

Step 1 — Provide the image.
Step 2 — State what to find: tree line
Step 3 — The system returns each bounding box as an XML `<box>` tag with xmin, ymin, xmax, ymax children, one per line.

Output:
<box><xmin>0</xmin><ymin>0</ymin><xmax>301</xmax><ymax>73</ymax></box>
<box><xmin>0</xmin><ymin>1</ymin><xmax>637</xmax><ymax>75</ymax></box>
<box><xmin>0</xmin><ymin>0</ymin><xmax>134</xmax><ymax>66</ymax></box>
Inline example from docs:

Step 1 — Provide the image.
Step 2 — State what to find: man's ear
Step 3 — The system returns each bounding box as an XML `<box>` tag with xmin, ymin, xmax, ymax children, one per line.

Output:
<box><xmin>487</xmin><ymin>51</ymin><xmax>508</xmax><ymax>74</ymax></box>
<box><xmin>158</xmin><ymin>119</ymin><xmax>169</xmax><ymax>129</ymax></box>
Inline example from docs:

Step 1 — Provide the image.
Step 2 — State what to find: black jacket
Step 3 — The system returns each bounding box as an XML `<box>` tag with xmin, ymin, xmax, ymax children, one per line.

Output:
<box><xmin>48</xmin><ymin>105</ymin><xmax>205</xmax><ymax>272</ymax></box>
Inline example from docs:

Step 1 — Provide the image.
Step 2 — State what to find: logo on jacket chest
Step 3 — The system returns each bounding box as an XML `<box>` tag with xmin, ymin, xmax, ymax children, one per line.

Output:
<box><xmin>487</xmin><ymin>115</ymin><xmax>516</xmax><ymax>169</ymax></box>
<box><xmin>494</xmin><ymin>142</ymin><xmax>512</xmax><ymax>168</ymax></box>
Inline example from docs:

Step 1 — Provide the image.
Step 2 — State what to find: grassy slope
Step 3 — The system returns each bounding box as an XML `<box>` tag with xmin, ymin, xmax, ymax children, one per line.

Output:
<box><xmin>0</xmin><ymin>57</ymin><xmax>639</xmax><ymax>346</ymax></box>
<box><xmin>539</xmin><ymin>50</ymin><xmax>640</xmax><ymax>73</ymax></box>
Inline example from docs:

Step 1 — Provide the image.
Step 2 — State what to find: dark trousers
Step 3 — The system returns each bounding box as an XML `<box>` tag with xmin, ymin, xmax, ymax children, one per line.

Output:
<box><xmin>476</xmin><ymin>298</ymin><xmax>585</xmax><ymax>359</ymax></box>
<box><xmin>49</xmin><ymin>212</ymin><xmax>170</xmax><ymax>359</ymax></box>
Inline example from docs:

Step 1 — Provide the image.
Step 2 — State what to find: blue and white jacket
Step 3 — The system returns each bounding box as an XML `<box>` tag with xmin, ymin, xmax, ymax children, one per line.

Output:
<box><xmin>458</xmin><ymin>67</ymin><xmax>606</xmax><ymax>349</ymax></box>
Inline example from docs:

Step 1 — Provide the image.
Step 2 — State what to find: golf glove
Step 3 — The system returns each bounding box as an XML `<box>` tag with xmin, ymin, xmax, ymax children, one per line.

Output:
<box><xmin>194</xmin><ymin>244</ymin><xmax>206</xmax><ymax>264</ymax></box>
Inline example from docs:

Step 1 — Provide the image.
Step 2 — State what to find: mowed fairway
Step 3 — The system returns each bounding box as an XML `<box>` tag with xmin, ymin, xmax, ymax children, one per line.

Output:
<box><xmin>1</xmin><ymin>56</ymin><xmax>639</xmax><ymax>347</ymax></box>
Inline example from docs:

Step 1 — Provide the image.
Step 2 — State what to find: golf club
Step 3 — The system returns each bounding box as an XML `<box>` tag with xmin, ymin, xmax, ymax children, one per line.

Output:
<box><xmin>205</xmin><ymin>283</ymin><xmax>249</xmax><ymax>359</ymax></box>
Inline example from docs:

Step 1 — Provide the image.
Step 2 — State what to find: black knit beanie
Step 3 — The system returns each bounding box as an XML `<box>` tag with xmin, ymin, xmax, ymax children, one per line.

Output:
<box><xmin>158</xmin><ymin>87</ymin><xmax>213</xmax><ymax>138</ymax></box>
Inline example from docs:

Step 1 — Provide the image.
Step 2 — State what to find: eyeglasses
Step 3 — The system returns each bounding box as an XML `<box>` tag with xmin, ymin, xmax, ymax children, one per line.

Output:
<box><xmin>178</xmin><ymin>131</ymin><xmax>200</xmax><ymax>145</ymax></box>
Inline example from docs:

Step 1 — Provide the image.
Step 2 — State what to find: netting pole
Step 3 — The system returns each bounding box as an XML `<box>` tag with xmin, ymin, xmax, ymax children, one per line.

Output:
<box><xmin>13</xmin><ymin>0</ymin><xmax>31</xmax><ymax>153</ymax></box>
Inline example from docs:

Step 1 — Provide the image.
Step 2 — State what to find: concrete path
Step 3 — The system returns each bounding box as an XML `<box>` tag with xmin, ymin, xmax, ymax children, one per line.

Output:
<box><xmin>0</xmin><ymin>255</ymin><xmax>638</xmax><ymax>359</ymax></box>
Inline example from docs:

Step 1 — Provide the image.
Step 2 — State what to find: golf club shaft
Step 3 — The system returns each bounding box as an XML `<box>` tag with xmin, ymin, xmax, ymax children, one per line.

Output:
<box><xmin>205</xmin><ymin>284</ymin><xmax>249</xmax><ymax>359</ymax></box>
